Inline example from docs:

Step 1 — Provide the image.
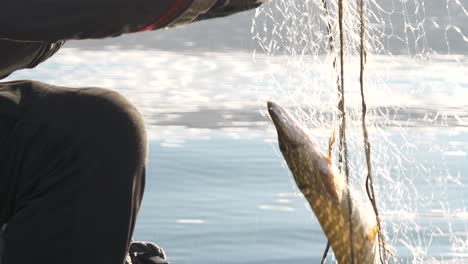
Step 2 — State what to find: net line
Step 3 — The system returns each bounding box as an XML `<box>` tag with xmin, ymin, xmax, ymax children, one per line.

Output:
<box><xmin>357</xmin><ymin>0</ymin><xmax>387</xmax><ymax>262</ymax></box>
<box><xmin>253</xmin><ymin>0</ymin><xmax>467</xmax><ymax>262</ymax></box>
<box><xmin>320</xmin><ymin>0</ymin><xmax>387</xmax><ymax>262</ymax></box>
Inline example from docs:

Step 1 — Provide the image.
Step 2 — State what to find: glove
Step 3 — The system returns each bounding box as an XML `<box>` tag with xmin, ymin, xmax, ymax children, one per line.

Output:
<box><xmin>125</xmin><ymin>241</ymin><xmax>169</xmax><ymax>264</ymax></box>
<box><xmin>167</xmin><ymin>0</ymin><xmax>269</xmax><ymax>28</ymax></box>
<box><xmin>197</xmin><ymin>0</ymin><xmax>269</xmax><ymax>21</ymax></box>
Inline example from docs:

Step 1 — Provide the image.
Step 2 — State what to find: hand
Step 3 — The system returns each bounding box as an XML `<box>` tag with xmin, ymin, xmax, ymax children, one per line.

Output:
<box><xmin>197</xmin><ymin>0</ymin><xmax>270</xmax><ymax>20</ymax></box>
<box><xmin>166</xmin><ymin>0</ymin><xmax>270</xmax><ymax>28</ymax></box>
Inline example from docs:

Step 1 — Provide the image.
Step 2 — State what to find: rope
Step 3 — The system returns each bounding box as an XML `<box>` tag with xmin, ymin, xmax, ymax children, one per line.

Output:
<box><xmin>319</xmin><ymin>1</ymin><xmax>388</xmax><ymax>263</ymax></box>
<box><xmin>358</xmin><ymin>0</ymin><xmax>387</xmax><ymax>262</ymax></box>
<box><xmin>319</xmin><ymin>0</ymin><xmax>337</xmax><ymax>262</ymax></box>
<box><xmin>320</xmin><ymin>241</ymin><xmax>331</xmax><ymax>264</ymax></box>
<box><xmin>320</xmin><ymin>0</ymin><xmax>355</xmax><ymax>262</ymax></box>
<box><xmin>336</xmin><ymin>1</ymin><xmax>356</xmax><ymax>263</ymax></box>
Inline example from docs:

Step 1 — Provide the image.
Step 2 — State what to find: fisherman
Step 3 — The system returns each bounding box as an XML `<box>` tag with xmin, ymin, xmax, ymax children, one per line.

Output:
<box><xmin>0</xmin><ymin>1</ymin><xmax>268</xmax><ymax>263</ymax></box>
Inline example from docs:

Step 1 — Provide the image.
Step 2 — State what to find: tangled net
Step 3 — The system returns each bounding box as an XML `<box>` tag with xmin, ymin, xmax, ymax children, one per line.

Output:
<box><xmin>252</xmin><ymin>0</ymin><xmax>468</xmax><ymax>263</ymax></box>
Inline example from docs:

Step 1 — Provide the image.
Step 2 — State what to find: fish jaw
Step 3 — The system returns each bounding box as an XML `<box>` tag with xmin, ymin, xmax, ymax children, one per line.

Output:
<box><xmin>267</xmin><ymin>101</ymin><xmax>379</xmax><ymax>263</ymax></box>
<box><xmin>267</xmin><ymin>101</ymin><xmax>344</xmax><ymax>203</ymax></box>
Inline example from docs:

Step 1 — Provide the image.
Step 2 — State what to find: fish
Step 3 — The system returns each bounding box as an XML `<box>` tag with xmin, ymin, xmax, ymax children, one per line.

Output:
<box><xmin>267</xmin><ymin>101</ymin><xmax>381</xmax><ymax>263</ymax></box>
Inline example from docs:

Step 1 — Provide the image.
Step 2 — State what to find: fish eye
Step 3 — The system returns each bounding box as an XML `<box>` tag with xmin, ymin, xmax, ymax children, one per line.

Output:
<box><xmin>279</xmin><ymin>141</ymin><xmax>289</xmax><ymax>154</ymax></box>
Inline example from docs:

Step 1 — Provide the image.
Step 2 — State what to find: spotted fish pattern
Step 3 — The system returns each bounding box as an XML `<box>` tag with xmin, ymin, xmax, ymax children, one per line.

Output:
<box><xmin>267</xmin><ymin>101</ymin><xmax>380</xmax><ymax>264</ymax></box>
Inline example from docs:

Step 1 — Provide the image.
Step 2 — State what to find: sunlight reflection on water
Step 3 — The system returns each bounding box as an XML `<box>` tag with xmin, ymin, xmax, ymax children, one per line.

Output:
<box><xmin>6</xmin><ymin>49</ymin><xmax>468</xmax><ymax>141</ymax></box>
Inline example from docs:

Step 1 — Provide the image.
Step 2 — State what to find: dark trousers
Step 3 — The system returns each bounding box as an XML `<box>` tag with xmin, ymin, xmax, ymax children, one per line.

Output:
<box><xmin>0</xmin><ymin>80</ymin><xmax>146</xmax><ymax>264</ymax></box>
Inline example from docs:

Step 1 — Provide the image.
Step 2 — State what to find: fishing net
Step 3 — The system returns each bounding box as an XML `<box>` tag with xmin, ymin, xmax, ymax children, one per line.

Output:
<box><xmin>252</xmin><ymin>0</ymin><xmax>468</xmax><ymax>262</ymax></box>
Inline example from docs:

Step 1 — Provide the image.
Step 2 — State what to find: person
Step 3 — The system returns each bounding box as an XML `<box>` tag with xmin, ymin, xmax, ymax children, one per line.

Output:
<box><xmin>0</xmin><ymin>1</ymin><xmax>268</xmax><ymax>263</ymax></box>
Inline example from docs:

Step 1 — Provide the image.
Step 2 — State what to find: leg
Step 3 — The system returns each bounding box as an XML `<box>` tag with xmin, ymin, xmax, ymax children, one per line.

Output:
<box><xmin>1</xmin><ymin>81</ymin><xmax>146</xmax><ymax>264</ymax></box>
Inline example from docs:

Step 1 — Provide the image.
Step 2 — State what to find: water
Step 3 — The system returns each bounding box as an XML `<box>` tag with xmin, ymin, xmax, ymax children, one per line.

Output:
<box><xmin>138</xmin><ymin>137</ymin><xmax>329</xmax><ymax>263</ymax></box>
<box><xmin>6</xmin><ymin>48</ymin><xmax>468</xmax><ymax>263</ymax></box>
<box><xmin>134</xmin><ymin>131</ymin><xmax>468</xmax><ymax>264</ymax></box>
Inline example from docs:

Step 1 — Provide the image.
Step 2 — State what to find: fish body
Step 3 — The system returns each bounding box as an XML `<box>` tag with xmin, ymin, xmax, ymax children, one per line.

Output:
<box><xmin>267</xmin><ymin>101</ymin><xmax>379</xmax><ymax>263</ymax></box>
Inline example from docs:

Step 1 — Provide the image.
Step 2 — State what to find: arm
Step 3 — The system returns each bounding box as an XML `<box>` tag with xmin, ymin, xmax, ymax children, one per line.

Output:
<box><xmin>0</xmin><ymin>0</ymin><xmax>267</xmax><ymax>79</ymax></box>
<box><xmin>0</xmin><ymin>0</ymin><xmax>266</xmax><ymax>42</ymax></box>
<box><xmin>0</xmin><ymin>40</ymin><xmax>63</xmax><ymax>79</ymax></box>
<box><xmin>0</xmin><ymin>0</ymin><xmax>203</xmax><ymax>77</ymax></box>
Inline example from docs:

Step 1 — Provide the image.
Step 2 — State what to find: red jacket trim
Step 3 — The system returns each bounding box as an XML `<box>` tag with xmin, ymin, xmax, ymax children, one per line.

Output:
<box><xmin>137</xmin><ymin>0</ymin><xmax>187</xmax><ymax>32</ymax></box>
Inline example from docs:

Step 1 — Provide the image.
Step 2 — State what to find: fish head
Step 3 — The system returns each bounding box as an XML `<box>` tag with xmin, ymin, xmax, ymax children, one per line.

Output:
<box><xmin>267</xmin><ymin>101</ymin><xmax>310</xmax><ymax>152</ymax></box>
<box><xmin>267</xmin><ymin>101</ymin><xmax>344</xmax><ymax>201</ymax></box>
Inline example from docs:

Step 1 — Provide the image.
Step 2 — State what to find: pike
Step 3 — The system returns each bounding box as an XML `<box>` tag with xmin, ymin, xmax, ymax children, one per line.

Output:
<box><xmin>267</xmin><ymin>101</ymin><xmax>381</xmax><ymax>263</ymax></box>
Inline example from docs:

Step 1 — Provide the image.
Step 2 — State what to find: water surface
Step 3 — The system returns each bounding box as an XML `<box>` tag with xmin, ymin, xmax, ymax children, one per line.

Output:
<box><xmin>6</xmin><ymin>48</ymin><xmax>468</xmax><ymax>263</ymax></box>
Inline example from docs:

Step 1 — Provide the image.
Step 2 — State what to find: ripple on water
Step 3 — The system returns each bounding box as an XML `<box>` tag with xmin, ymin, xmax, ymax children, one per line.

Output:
<box><xmin>258</xmin><ymin>205</ymin><xmax>295</xmax><ymax>212</ymax></box>
<box><xmin>175</xmin><ymin>219</ymin><xmax>206</xmax><ymax>224</ymax></box>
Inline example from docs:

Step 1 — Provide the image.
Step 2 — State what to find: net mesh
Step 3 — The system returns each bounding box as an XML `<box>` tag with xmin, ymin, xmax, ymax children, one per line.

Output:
<box><xmin>252</xmin><ymin>0</ymin><xmax>468</xmax><ymax>262</ymax></box>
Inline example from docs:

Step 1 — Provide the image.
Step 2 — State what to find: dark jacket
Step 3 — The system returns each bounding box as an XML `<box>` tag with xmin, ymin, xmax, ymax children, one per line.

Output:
<box><xmin>0</xmin><ymin>0</ymin><xmax>265</xmax><ymax>79</ymax></box>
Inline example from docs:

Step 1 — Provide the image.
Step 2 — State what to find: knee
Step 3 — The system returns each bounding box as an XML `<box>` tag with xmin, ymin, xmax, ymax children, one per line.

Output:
<box><xmin>33</xmin><ymin>86</ymin><xmax>149</xmax><ymax>163</ymax></box>
<box><xmin>19</xmin><ymin>82</ymin><xmax>147</xmax><ymax>162</ymax></box>
<box><xmin>70</xmin><ymin>88</ymin><xmax>147</xmax><ymax>207</ymax></box>
<box><xmin>77</xmin><ymin>87</ymin><xmax>145</xmax><ymax>130</ymax></box>
<box><xmin>73</xmin><ymin>88</ymin><xmax>147</xmax><ymax>152</ymax></box>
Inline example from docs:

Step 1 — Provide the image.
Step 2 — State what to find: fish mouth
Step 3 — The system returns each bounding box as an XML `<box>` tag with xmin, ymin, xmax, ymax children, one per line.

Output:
<box><xmin>267</xmin><ymin>101</ymin><xmax>282</xmax><ymax>122</ymax></box>
<box><xmin>267</xmin><ymin>101</ymin><xmax>304</xmax><ymax>142</ymax></box>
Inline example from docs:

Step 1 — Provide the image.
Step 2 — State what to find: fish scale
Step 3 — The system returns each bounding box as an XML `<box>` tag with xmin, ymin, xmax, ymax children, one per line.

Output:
<box><xmin>268</xmin><ymin>101</ymin><xmax>381</xmax><ymax>264</ymax></box>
